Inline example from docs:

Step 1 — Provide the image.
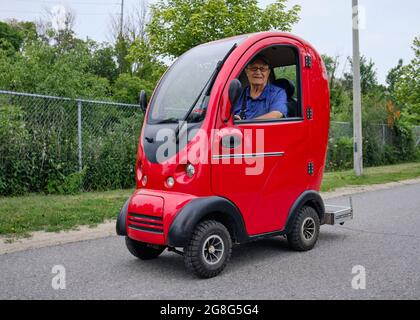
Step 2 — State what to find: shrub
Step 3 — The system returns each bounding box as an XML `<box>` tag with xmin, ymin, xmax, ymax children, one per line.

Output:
<box><xmin>82</xmin><ymin>114</ymin><xmax>142</xmax><ymax>191</ymax></box>
<box><xmin>392</xmin><ymin>121</ymin><xmax>417</xmax><ymax>162</ymax></box>
<box><xmin>0</xmin><ymin>104</ymin><xmax>31</xmax><ymax>195</ymax></box>
<box><xmin>326</xmin><ymin>136</ymin><xmax>353</xmax><ymax>171</ymax></box>
<box><xmin>46</xmin><ymin>167</ymin><xmax>86</xmax><ymax>195</ymax></box>
<box><xmin>363</xmin><ymin>134</ymin><xmax>383</xmax><ymax>167</ymax></box>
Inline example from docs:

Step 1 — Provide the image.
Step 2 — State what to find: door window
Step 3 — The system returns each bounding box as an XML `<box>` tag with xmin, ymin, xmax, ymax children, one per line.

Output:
<box><xmin>234</xmin><ymin>45</ymin><xmax>302</xmax><ymax>123</ymax></box>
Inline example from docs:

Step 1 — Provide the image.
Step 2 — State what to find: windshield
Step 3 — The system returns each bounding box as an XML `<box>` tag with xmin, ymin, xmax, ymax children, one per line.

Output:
<box><xmin>147</xmin><ymin>36</ymin><xmax>246</xmax><ymax>124</ymax></box>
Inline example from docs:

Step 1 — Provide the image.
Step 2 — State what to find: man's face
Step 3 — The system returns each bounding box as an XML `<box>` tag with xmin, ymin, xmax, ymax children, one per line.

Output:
<box><xmin>245</xmin><ymin>59</ymin><xmax>271</xmax><ymax>87</ymax></box>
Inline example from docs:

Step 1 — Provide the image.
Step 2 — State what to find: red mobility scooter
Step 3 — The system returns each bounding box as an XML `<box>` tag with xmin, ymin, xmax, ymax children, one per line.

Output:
<box><xmin>116</xmin><ymin>32</ymin><xmax>353</xmax><ymax>278</ymax></box>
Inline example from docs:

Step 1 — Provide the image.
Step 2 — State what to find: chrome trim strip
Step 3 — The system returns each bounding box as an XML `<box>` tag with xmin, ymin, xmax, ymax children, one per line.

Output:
<box><xmin>212</xmin><ymin>152</ymin><xmax>285</xmax><ymax>160</ymax></box>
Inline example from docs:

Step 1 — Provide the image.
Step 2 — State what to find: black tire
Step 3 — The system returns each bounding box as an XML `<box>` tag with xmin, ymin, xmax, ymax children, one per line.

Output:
<box><xmin>184</xmin><ymin>220</ymin><xmax>232</xmax><ymax>279</ymax></box>
<box><xmin>125</xmin><ymin>237</ymin><xmax>166</xmax><ymax>260</ymax></box>
<box><xmin>287</xmin><ymin>206</ymin><xmax>320</xmax><ymax>251</ymax></box>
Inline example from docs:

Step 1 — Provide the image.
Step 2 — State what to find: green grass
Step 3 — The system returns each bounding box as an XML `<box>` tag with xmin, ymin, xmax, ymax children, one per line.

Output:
<box><xmin>1</xmin><ymin>162</ymin><xmax>420</xmax><ymax>239</ymax></box>
<box><xmin>0</xmin><ymin>189</ymin><xmax>133</xmax><ymax>239</ymax></box>
<box><xmin>321</xmin><ymin>162</ymin><xmax>420</xmax><ymax>192</ymax></box>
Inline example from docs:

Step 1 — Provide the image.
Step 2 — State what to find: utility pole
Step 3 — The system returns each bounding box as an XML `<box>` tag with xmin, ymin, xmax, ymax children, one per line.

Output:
<box><xmin>120</xmin><ymin>0</ymin><xmax>124</xmax><ymax>38</ymax></box>
<box><xmin>352</xmin><ymin>0</ymin><xmax>363</xmax><ymax>176</ymax></box>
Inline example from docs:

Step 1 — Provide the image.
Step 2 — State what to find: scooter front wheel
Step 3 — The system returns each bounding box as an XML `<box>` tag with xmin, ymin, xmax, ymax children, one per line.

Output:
<box><xmin>184</xmin><ymin>220</ymin><xmax>232</xmax><ymax>278</ymax></box>
<box><xmin>125</xmin><ymin>237</ymin><xmax>166</xmax><ymax>260</ymax></box>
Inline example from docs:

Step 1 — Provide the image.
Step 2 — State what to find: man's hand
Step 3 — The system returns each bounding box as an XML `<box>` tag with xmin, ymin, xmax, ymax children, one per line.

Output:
<box><xmin>234</xmin><ymin>115</ymin><xmax>242</xmax><ymax>121</ymax></box>
<box><xmin>255</xmin><ymin>111</ymin><xmax>283</xmax><ymax>120</ymax></box>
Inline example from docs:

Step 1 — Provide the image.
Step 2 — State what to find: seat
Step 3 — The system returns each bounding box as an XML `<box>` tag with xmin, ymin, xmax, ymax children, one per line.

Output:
<box><xmin>272</xmin><ymin>78</ymin><xmax>298</xmax><ymax>118</ymax></box>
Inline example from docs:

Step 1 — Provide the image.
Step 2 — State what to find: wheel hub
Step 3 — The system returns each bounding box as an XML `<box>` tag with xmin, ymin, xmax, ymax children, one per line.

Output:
<box><xmin>202</xmin><ymin>235</ymin><xmax>224</xmax><ymax>265</ymax></box>
<box><xmin>301</xmin><ymin>217</ymin><xmax>315</xmax><ymax>241</ymax></box>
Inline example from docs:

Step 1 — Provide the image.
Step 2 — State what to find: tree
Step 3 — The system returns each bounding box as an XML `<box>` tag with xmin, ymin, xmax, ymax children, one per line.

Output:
<box><xmin>0</xmin><ymin>18</ymin><xmax>114</xmax><ymax>99</ymax></box>
<box><xmin>386</xmin><ymin>58</ymin><xmax>404</xmax><ymax>97</ymax></box>
<box><xmin>127</xmin><ymin>38</ymin><xmax>166</xmax><ymax>84</ymax></box>
<box><xmin>394</xmin><ymin>37</ymin><xmax>420</xmax><ymax>126</ymax></box>
<box><xmin>0</xmin><ymin>33</ymin><xmax>109</xmax><ymax>99</ymax></box>
<box><xmin>344</xmin><ymin>55</ymin><xmax>378</xmax><ymax>95</ymax></box>
<box><xmin>112</xmin><ymin>73</ymin><xmax>155</xmax><ymax>104</ymax></box>
<box><xmin>115</xmin><ymin>36</ymin><xmax>130</xmax><ymax>74</ymax></box>
<box><xmin>89</xmin><ymin>42</ymin><xmax>118</xmax><ymax>83</ymax></box>
<box><xmin>0</xmin><ymin>21</ymin><xmax>24</xmax><ymax>52</ymax></box>
<box><xmin>8</xmin><ymin>20</ymin><xmax>38</xmax><ymax>43</ymax></box>
<box><xmin>109</xmin><ymin>0</ymin><xmax>151</xmax><ymax>75</ymax></box>
<box><xmin>321</xmin><ymin>54</ymin><xmax>352</xmax><ymax>119</ymax></box>
<box><xmin>147</xmin><ymin>0</ymin><xmax>301</xmax><ymax>58</ymax></box>
<box><xmin>108</xmin><ymin>0</ymin><xmax>166</xmax><ymax>96</ymax></box>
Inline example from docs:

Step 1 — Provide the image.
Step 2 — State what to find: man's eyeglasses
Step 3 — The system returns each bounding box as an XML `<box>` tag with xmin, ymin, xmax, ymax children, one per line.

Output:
<box><xmin>247</xmin><ymin>66</ymin><xmax>270</xmax><ymax>73</ymax></box>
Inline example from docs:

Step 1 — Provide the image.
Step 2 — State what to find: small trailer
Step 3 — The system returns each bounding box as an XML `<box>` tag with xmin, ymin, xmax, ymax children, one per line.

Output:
<box><xmin>116</xmin><ymin>31</ymin><xmax>353</xmax><ymax>278</ymax></box>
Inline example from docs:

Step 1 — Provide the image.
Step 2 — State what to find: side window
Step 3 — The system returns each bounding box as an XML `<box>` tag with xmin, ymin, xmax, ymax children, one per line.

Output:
<box><xmin>234</xmin><ymin>45</ymin><xmax>302</xmax><ymax>122</ymax></box>
<box><xmin>273</xmin><ymin>65</ymin><xmax>297</xmax><ymax>100</ymax></box>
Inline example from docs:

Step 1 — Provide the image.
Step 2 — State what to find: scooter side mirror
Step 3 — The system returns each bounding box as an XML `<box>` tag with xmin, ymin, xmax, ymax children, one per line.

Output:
<box><xmin>139</xmin><ymin>90</ymin><xmax>147</xmax><ymax>113</ymax></box>
<box><xmin>228</xmin><ymin>79</ymin><xmax>242</xmax><ymax>114</ymax></box>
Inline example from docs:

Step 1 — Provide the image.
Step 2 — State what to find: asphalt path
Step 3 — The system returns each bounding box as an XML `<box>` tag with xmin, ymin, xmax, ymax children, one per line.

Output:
<box><xmin>1</xmin><ymin>183</ymin><xmax>419</xmax><ymax>300</ymax></box>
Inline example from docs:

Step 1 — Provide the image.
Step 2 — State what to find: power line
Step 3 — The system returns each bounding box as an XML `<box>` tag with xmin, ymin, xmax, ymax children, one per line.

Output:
<box><xmin>9</xmin><ymin>0</ymin><xmax>120</xmax><ymax>5</ymax></box>
<box><xmin>0</xmin><ymin>10</ymin><xmax>119</xmax><ymax>16</ymax></box>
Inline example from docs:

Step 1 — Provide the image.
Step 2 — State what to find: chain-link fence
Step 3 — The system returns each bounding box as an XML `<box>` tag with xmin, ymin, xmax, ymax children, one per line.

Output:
<box><xmin>1</xmin><ymin>89</ymin><xmax>419</xmax><ymax>195</ymax></box>
<box><xmin>328</xmin><ymin>121</ymin><xmax>419</xmax><ymax>171</ymax></box>
<box><xmin>0</xmin><ymin>90</ymin><xmax>143</xmax><ymax>195</ymax></box>
<box><xmin>330</xmin><ymin>121</ymin><xmax>397</xmax><ymax>146</ymax></box>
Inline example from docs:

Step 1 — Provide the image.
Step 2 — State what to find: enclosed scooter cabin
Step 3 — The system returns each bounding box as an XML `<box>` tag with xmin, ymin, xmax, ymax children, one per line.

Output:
<box><xmin>116</xmin><ymin>32</ymin><xmax>353</xmax><ymax>278</ymax></box>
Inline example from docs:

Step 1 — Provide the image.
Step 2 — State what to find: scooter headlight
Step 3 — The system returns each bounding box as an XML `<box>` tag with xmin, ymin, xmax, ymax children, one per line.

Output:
<box><xmin>166</xmin><ymin>177</ymin><xmax>175</xmax><ymax>188</ymax></box>
<box><xmin>186</xmin><ymin>163</ymin><xmax>195</xmax><ymax>178</ymax></box>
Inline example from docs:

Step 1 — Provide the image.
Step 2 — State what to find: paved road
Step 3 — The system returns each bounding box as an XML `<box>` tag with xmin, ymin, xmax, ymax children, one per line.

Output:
<box><xmin>1</xmin><ymin>183</ymin><xmax>419</xmax><ymax>300</ymax></box>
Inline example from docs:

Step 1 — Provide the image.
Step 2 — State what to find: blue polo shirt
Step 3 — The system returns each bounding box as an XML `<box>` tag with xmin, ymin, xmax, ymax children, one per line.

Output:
<box><xmin>233</xmin><ymin>83</ymin><xmax>288</xmax><ymax>119</ymax></box>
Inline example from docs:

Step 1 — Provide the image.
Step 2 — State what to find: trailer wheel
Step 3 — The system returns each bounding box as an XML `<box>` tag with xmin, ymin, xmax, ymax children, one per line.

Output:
<box><xmin>125</xmin><ymin>237</ymin><xmax>166</xmax><ymax>260</ymax></box>
<box><xmin>184</xmin><ymin>220</ymin><xmax>232</xmax><ymax>278</ymax></box>
<box><xmin>287</xmin><ymin>206</ymin><xmax>320</xmax><ymax>251</ymax></box>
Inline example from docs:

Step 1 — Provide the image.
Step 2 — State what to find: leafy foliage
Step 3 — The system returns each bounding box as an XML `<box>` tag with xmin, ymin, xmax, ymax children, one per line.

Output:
<box><xmin>0</xmin><ymin>21</ymin><xmax>24</xmax><ymax>52</ymax></box>
<box><xmin>393</xmin><ymin>37</ymin><xmax>420</xmax><ymax>126</ymax></box>
<box><xmin>343</xmin><ymin>55</ymin><xmax>378</xmax><ymax>95</ymax></box>
<box><xmin>0</xmin><ymin>38</ymin><xmax>111</xmax><ymax>99</ymax></box>
<box><xmin>147</xmin><ymin>0</ymin><xmax>301</xmax><ymax>58</ymax></box>
<box><xmin>0</xmin><ymin>9</ymin><xmax>419</xmax><ymax>196</ymax></box>
<box><xmin>82</xmin><ymin>115</ymin><xmax>143</xmax><ymax>191</ymax></box>
<box><xmin>112</xmin><ymin>73</ymin><xmax>155</xmax><ymax>104</ymax></box>
<box><xmin>323</xmin><ymin>46</ymin><xmax>420</xmax><ymax>171</ymax></box>
<box><xmin>47</xmin><ymin>168</ymin><xmax>87</xmax><ymax>195</ymax></box>
<box><xmin>0</xmin><ymin>104</ymin><xmax>30</xmax><ymax>195</ymax></box>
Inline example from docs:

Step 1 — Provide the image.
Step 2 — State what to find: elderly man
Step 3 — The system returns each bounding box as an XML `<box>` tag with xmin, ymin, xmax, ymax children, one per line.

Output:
<box><xmin>233</xmin><ymin>54</ymin><xmax>288</xmax><ymax>120</ymax></box>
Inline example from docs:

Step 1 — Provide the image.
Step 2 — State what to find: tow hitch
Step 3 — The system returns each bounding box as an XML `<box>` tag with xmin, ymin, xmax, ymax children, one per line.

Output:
<box><xmin>324</xmin><ymin>198</ymin><xmax>354</xmax><ymax>226</ymax></box>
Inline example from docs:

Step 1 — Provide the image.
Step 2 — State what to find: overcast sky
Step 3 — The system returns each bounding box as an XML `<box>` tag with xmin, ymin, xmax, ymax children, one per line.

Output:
<box><xmin>1</xmin><ymin>0</ymin><xmax>419</xmax><ymax>84</ymax></box>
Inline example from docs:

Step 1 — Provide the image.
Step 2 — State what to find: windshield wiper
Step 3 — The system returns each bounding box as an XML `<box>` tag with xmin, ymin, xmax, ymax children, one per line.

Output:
<box><xmin>153</xmin><ymin>117</ymin><xmax>180</xmax><ymax>124</ymax></box>
<box><xmin>145</xmin><ymin>117</ymin><xmax>180</xmax><ymax>143</ymax></box>
<box><xmin>174</xmin><ymin>43</ymin><xmax>238</xmax><ymax>143</ymax></box>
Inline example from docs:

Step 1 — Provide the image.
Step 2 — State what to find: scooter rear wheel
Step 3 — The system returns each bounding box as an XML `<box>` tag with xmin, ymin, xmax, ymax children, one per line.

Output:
<box><xmin>184</xmin><ymin>220</ymin><xmax>232</xmax><ymax>278</ymax></box>
<box><xmin>287</xmin><ymin>206</ymin><xmax>320</xmax><ymax>251</ymax></box>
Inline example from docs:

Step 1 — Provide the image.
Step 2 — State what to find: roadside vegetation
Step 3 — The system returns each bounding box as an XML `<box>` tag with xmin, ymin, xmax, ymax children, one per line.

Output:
<box><xmin>0</xmin><ymin>1</ymin><xmax>419</xmax><ymax>239</ymax></box>
<box><xmin>321</xmin><ymin>162</ymin><xmax>420</xmax><ymax>192</ymax></box>
<box><xmin>1</xmin><ymin>1</ymin><xmax>419</xmax><ymax>197</ymax></box>
<box><xmin>0</xmin><ymin>189</ymin><xmax>132</xmax><ymax>239</ymax></box>
<box><xmin>1</xmin><ymin>162</ymin><xmax>419</xmax><ymax>240</ymax></box>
